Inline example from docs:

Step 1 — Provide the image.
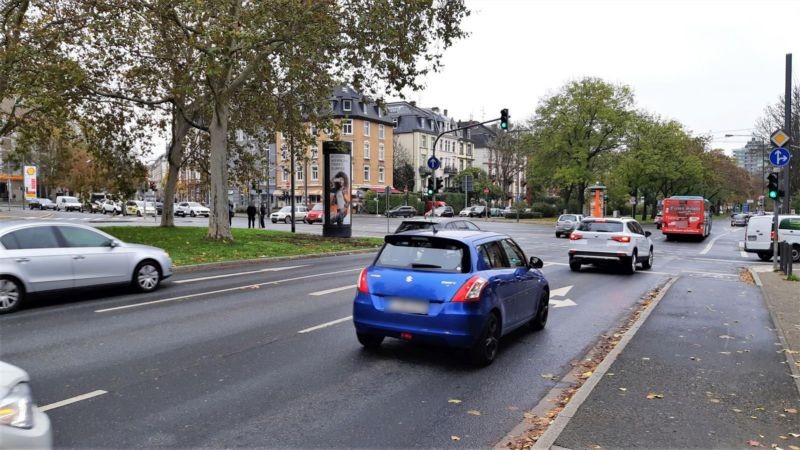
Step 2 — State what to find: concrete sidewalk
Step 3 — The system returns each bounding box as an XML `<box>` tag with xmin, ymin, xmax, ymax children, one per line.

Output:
<box><xmin>547</xmin><ymin>274</ymin><xmax>800</xmax><ymax>449</ymax></box>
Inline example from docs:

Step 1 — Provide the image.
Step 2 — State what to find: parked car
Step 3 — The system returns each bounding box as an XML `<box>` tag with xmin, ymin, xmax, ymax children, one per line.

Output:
<box><xmin>0</xmin><ymin>221</ymin><xmax>172</xmax><ymax>313</ymax></box>
<box><xmin>489</xmin><ymin>208</ymin><xmax>504</xmax><ymax>217</ymax></box>
<box><xmin>744</xmin><ymin>214</ymin><xmax>800</xmax><ymax>262</ymax></box>
<box><xmin>100</xmin><ymin>200</ymin><xmax>123</xmax><ymax>215</ymax></box>
<box><xmin>0</xmin><ymin>361</ymin><xmax>52</xmax><ymax>448</ymax></box>
<box><xmin>458</xmin><ymin>207</ymin><xmax>473</xmax><ymax>217</ymax></box>
<box><xmin>731</xmin><ymin>213</ymin><xmax>748</xmax><ymax>227</ymax></box>
<box><xmin>155</xmin><ymin>202</ymin><xmax>163</xmax><ymax>215</ymax></box>
<box><xmin>394</xmin><ymin>218</ymin><xmax>481</xmax><ymax>234</ymax></box>
<box><xmin>353</xmin><ymin>230</ymin><xmax>550</xmax><ymax>365</ymax></box>
<box><xmin>126</xmin><ymin>200</ymin><xmax>156</xmax><ymax>217</ymax></box>
<box><xmin>386</xmin><ymin>205</ymin><xmax>417</xmax><ymax>218</ymax></box>
<box><xmin>28</xmin><ymin>198</ymin><xmax>55</xmax><ymax>210</ymax></box>
<box><xmin>271</xmin><ymin>205</ymin><xmax>308</xmax><ymax>223</ymax></box>
<box><xmin>568</xmin><ymin>217</ymin><xmax>654</xmax><ymax>274</ymax></box>
<box><xmin>654</xmin><ymin>212</ymin><xmax>663</xmax><ymax>229</ymax></box>
<box><xmin>55</xmin><ymin>196</ymin><xmax>83</xmax><ymax>212</ymax></box>
<box><xmin>305</xmin><ymin>203</ymin><xmax>324</xmax><ymax>224</ymax></box>
<box><xmin>555</xmin><ymin>213</ymin><xmax>584</xmax><ymax>238</ymax></box>
<box><xmin>424</xmin><ymin>205</ymin><xmax>454</xmax><ymax>218</ymax></box>
<box><xmin>174</xmin><ymin>201</ymin><xmax>210</xmax><ymax>217</ymax></box>
<box><xmin>468</xmin><ymin>205</ymin><xmax>487</xmax><ymax>217</ymax></box>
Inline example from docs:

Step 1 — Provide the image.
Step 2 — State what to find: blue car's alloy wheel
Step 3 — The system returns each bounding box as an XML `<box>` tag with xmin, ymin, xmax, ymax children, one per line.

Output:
<box><xmin>357</xmin><ymin>333</ymin><xmax>384</xmax><ymax>349</ymax></box>
<box><xmin>470</xmin><ymin>313</ymin><xmax>500</xmax><ymax>366</ymax></box>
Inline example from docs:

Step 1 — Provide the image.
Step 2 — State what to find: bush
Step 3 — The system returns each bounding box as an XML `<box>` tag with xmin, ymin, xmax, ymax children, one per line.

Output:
<box><xmin>503</xmin><ymin>211</ymin><xmax>540</xmax><ymax>219</ymax></box>
<box><xmin>531</xmin><ymin>202</ymin><xmax>558</xmax><ymax>217</ymax></box>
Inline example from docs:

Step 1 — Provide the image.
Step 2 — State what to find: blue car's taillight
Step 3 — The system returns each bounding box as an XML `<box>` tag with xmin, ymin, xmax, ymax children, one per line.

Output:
<box><xmin>451</xmin><ymin>275</ymin><xmax>487</xmax><ymax>303</ymax></box>
<box><xmin>358</xmin><ymin>268</ymin><xmax>369</xmax><ymax>294</ymax></box>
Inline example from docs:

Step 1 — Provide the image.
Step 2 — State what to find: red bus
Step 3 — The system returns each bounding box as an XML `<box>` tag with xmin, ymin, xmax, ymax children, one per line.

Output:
<box><xmin>661</xmin><ymin>196</ymin><xmax>712</xmax><ymax>240</ymax></box>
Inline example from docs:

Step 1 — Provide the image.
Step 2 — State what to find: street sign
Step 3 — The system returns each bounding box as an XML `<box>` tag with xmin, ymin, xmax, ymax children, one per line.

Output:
<box><xmin>769</xmin><ymin>147</ymin><xmax>791</xmax><ymax>167</ymax></box>
<box><xmin>629</xmin><ymin>196</ymin><xmax>637</xmax><ymax>205</ymax></box>
<box><xmin>384</xmin><ymin>186</ymin><xmax>391</xmax><ymax>195</ymax></box>
<box><xmin>463</xmin><ymin>175</ymin><xmax>473</xmax><ymax>192</ymax></box>
<box><xmin>770</xmin><ymin>129</ymin><xmax>791</xmax><ymax>147</ymax></box>
<box><xmin>427</xmin><ymin>156</ymin><xmax>440</xmax><ymax>170</ymax></box>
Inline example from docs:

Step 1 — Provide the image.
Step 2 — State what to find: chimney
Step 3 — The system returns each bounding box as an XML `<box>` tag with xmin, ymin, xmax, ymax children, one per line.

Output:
<box><xmin>409</xmin><ymin>101</ymin><xmax>416</xmax><ymax>107</ymax></box>
<box><xmin>444</xmin><ymin>109</ymin><xmax>448</xmax><ymax>117</ymax></box>
<box><xmin>431</xmin><ymin>106</ymin><xmax>440</xmax><ymax>113</ymax></box>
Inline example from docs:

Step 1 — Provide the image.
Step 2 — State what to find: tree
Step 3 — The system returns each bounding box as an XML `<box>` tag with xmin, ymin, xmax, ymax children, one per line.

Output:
<box><xmin>531</xmin><ymin>78</ymin><xmax>635</xmax><ymax>209</ymax></box>
<box><xmin>487</xmin><ymin>126</ymin><xmax>530</xmax><ymax>200</ymax></box>
<box><xmin>392</xmin><ymin>138</ymin><xmax>415</xmax><ymax>191</ymax></box>
<box><xmin>452</xmin><ymin>166</ymin><xmax>502</xmax><ymax>202</ymax></box>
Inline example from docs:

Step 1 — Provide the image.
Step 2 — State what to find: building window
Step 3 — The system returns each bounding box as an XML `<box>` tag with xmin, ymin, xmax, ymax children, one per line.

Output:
<box><xmin>297</xmin><ymin>166</ymin><xmax>304</xmax><ymax>181</ymax></box>
<box><xmin>311</xmin><ymin>165</ymin><xmax>319</xmax><ymax>181</ymax></box>
<box><xmin>364</xmin><ymin>165</ymin><xmax>370</xmax><ymax>181</ymax></box>
<box><xmin>364</xmin><ymin>142</ymin><xmax>370</xmax><ymax>159</ymax></box>
<box><xmin>378</xmin><ymin>143</ymin><xmax>385</xmax><ymax>161</ymax></box>
<box><xmin>379</xmin><ymin>167</ymin><xmax>385</xmax><ymax>183</ymax></box>
<box><xmin>420</xmin><ymin>135</ymin><xmax>427</xmax><ymax>148</ymax></box>
<box><xmin>392</xmin><ymin>118</ymin><xmax>398</xmax><ymax>128</ymax></box>
<box><xmin>283</xmin><ymin>169</ymin><xmax>289</xmax><ymax>181</ymax></box>
<box><xmin>310</xmin><ymin>125</ymin><xmax>317</xmax><ymax>136</ymax></box>
<box><xmin>343</xmin><ymin>99</ymin><xmax>352</xmax><ymax>111</ymax></box>
<box><xmin>379</xmin><ymin>124</ymin><xmax>385</xmax><ymax>139</ymax></box>
<box><xmin>342</xmin><ymin>119</ymin><xmax>353</xmax><ymax>135</ymax></box>
<box><xmin>311</xmin><ymin>145</ymin><xmax>318</xmax><ymax>161</ymax></box>
<box><xmin>363</xmin><ymin>121</ymin><xmax>370</xmax><ymax>136</ymax></box>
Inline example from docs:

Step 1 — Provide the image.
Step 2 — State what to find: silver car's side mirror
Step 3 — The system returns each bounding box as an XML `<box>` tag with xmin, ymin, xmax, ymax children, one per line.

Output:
<box><xmin>108</xmin><ymin>240</ymin><xmax>121</xmax><ymax>248</ymax></box>
<box><xmin>529</xmin><ymin>256</ymin><xmax>544</xmax><ymax>269</ymax></box>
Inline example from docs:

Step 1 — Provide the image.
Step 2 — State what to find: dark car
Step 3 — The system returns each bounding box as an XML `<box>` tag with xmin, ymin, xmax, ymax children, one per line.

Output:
<box><xmin>155</xmin><ymin>202</ymin><xmax>164</xmax><ymax>215</ymax></box>
<box><xmin>28</xmin><ymin>198</ymin><xmax>56</xmax><ymax>210</ymax></box>
<box><xmin>395</xmin><ymin>218</ymin><xmax>480</xmax><ymax>234</ymax></box>
<box><xmin>386</xmin><ymin>205</ymin><xmax>417</xmax><ymax>218</ymax></box>
<box><xmin>353</xmin><ymin>230</ymin><xmax>550</xmax><ymax>365</ymax></box>
<box><xmin>425</xmin><ymin>205</ymin><xmax>455</xmax><ymax>218</ymax></box>
<box><xmin>468</xmin><ymin>205</ymin><xmax>486</xmax><ymax>217</ymax></box>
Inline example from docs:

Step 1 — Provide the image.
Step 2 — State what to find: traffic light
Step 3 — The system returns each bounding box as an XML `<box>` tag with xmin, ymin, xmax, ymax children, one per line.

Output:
<box><xmin>767</xmin><ymin>173</ymin><xmax>779</xmax><ymax>199</ymax></box>
<box><xmin>435</xmin><ymin>177</ymin><xmax>444</xmax><ymax>193</ymax></box>
<box><xmin>426</xmin><ymin>177</ymin><xmax>434</xmax><ymax>196</ymax></box>
<box><xmin>500</xmin><ymin>109</ymin><xmax>509</xmax><ymax>130</ymax></box>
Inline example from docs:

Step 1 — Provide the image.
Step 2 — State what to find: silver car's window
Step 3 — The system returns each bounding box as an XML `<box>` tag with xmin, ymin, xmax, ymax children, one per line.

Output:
<box><xmin>58</xmin><ymin>226</ymin><xmax>110</xmax><ymax>247</ymax></box>
<box><xmin>578</xmin><ymin>221</ymin><xmax>623</xmax><ymax>232</ymax></box>
<box><xmin>464</xmin><ymin>222</ymin><xmax>479</xmax><ymax>230</ymax></box>
<box><xmin>560</xmin><ymin>215</ymin><xmax>577</xmax><ymax>222</ymax></box>
<box><xmin>1</xmin><ymin>226</ymin><xmax>60</xmax><ymax>250</ymax></box>
<box><xmin>500</xmin><ymin>239</ymin><xmax>526</xmax><ymax>268</ymax></box>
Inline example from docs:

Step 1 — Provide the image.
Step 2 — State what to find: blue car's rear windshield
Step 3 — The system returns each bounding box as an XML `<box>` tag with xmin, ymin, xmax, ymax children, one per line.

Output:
<box><xmin>578</xmin><ymin>221</ymin><xmax>623</xmax><ymax>232</ymax></box>
<box><xmin>376</xmin><ymin>236</ymin><xmax>468</xmax><ymax>273</ymax></box>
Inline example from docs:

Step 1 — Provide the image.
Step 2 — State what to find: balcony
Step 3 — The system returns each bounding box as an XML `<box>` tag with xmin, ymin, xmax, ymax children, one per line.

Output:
<box><xmin>443</xmin><ymin>165</ymin><xmax>458</xmax><ymax>175</ymax></box>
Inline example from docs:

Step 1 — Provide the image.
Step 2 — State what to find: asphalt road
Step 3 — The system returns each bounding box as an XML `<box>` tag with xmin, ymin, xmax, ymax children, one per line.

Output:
<box><xmin>0</xmin><ymin>216</ymin><xmax>771</xmax><ymax>447</ymax></box>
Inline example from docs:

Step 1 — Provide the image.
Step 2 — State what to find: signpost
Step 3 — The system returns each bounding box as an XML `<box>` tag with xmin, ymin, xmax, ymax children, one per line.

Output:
<box><xmin>769</xmin><ymin>129</ymin><xmax>792</xmax><ymax>270</ymax></box>
<box><xmin>385</xmin><ymin>185</ymin><xmax>391</xmax><ymax>233</ymax></box>
<box><xmin>769</xmin><ymin>147</ymin><xmax>791</xmax><ymax>167</ymax></box>
<box><xmin>427</xmin><ymin>156</ymin><xmax>440</xmax><ymax>171</ymax></box>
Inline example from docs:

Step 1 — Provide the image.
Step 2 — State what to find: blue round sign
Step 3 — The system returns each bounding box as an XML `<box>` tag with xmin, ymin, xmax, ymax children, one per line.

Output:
<box><xmin>770</xmin><ymin>147</ymin><xmax>791</xmax><ymax>167</ymax></box>
<box><xmin>427</xmin><ymin>156</ymin><xmax>440</xmax><ymax>170</ymax></box>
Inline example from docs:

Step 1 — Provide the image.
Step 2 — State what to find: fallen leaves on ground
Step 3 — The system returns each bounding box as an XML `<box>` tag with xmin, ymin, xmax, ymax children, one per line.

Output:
<box><xmin>646</xmin><ymin>393</ymin><xmax>664</xmax><ymax>400</ymax></box>
<box><xmin>785</xmin><ymin>408</ymin><xmax>798</xmax><ymax>414</ymax></box>
<box><xmin>789</xmin><ymin>433</ymin><xmax>800</xmax><ymax>438</ymax></box>
<box><xmin>747</xmin><ymin>440</ymin><xmax>761</xmax><ymax>447</ymax></box>
<box><xmin>709</xmin><ymin>398</ymin><xmax>721</xmax><ymax>403</ymax></box>
<box><xmin>719</xmin><ymin>335</ymin><xmax>735</xmax><ymax>340</ymax></box>
<box><xmin>467</xmin><ymin>410</ymin><xmax>481</xmax><ymax>416</ymax></box>
<box><xmin>618</xmin><ymin>387</ymin><xmax>627</xmax><ymax>392</ymax></box>
<box><xmin>448</xmin><ymin>399</ymin><xmax>462</xmax><ymax>404</ymax></box>
<box><xmin>579</xmin><ymin>371</ymin><xmax>593</xmax><ymax>379</ymax></box>
<box><xmin>789</xmin><ymin>445</ymin><xmax>800</xmax><ymax>450</ymax></box>
<box><xmin>451</xmin><ymin>436</ymin><xmax>460</xmax><ymax>441</ymax></box>
<box><xmin>540</xmin><ymin>373</ymin><xmax>557</xmax><ymax>380</ymax></box>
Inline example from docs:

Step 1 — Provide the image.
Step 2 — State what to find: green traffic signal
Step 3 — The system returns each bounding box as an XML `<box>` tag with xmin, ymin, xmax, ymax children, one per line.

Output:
<box><xmin>500</xmin><ymin>108</ymin><xmax>509</xmax><ymax>130</ymax></box>
<box><xmin>767</xmin><ymin>173</ymin><xmax>779</xmax><ymax>199</ymax></box>
<box><xmin>426</xmin><ymin>177</ymin><xmax>434</xmax><ymax>196</ymax></box>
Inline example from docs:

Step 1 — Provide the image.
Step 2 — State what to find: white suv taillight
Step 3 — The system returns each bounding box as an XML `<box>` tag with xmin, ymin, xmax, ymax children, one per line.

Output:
<box><xmin>569</xmin><ymin>233</ymin><xmax>583</xmax><ymax>241</ymax></box>
<box><xmin>611</xmin><ymin>235</ymin><xmax>631</xmax><ymax>243</ymax></box>
<box><xmin>451</xmin><ymin>276</ymin><xmax>488</xmax><ymax>303</ymax></box>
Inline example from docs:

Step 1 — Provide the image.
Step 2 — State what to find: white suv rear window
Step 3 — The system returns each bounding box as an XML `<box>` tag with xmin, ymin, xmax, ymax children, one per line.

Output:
<box><xmin>579</xmin><ymin>221</ymin><xmax>624</xmax><ymax>232</ymax></box>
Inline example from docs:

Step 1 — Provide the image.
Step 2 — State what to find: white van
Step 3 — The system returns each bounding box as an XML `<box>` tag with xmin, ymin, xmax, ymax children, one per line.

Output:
<box><xmin>744</xmin><ymin>214</ymin><xmax>800</xmax><ymax>261</ymax></box>
<box><xmin>55</xmin><ymin>196</ymin><xmax>83</xmax><ymax>212</ymax></box>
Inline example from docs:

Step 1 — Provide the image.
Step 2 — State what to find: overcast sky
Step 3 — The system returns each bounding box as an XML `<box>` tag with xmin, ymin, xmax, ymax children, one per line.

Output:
<box><xmin>400</xmin><ymin>0</ymin><xmax>799</xmax><ymax>153</ymax></box>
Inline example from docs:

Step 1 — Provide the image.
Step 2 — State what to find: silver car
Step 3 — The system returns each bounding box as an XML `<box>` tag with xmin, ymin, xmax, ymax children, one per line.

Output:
<box><xmin>555</xmin><ymin>214</ymin><xmax>584</xmax><ymax>238</ymax></box>
<box><xmin>0</xmin><ymin>222</ymin><xmax>172</xmax><ymax>314</ymax></box>
<box><xmin>0</xmin><ymin>361</ymin><xmax>52</xmax><ymax>449</ymax></box>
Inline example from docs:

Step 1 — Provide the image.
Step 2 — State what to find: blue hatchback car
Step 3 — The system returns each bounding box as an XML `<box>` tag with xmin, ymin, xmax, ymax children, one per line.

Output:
<box><xmin>353</xmin><ymin>230</ymin><xmax>550</xmax><ymax>365</ymax></box>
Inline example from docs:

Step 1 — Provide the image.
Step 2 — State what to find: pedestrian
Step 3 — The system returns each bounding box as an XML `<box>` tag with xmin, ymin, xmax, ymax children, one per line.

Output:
<box><xmin>228</xmin><ymin>202</ymin><xmax>234</xmax><ymax>226</ymax></box>
<box><xmin>247</xmin><ymin>202</ymin><xmax>257</xmax><ymax>229</ymax></box>
<box><xmin>259</xmin><ymin>203</ymin><xmax>266</xmax><ymax>228</ymax></box>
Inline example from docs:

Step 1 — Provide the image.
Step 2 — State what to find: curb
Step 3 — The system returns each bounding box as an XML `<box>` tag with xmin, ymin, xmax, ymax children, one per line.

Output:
<box><xmin>748</xmin><ymin>266</ymin><xmax>800</xmax><ymax>396</ymax></box>
<box><xmin>495</xmin><ymin>276</ymin><xmax>679</xmax><ymax>450</ymax></box>
<box><xmin>171</xmin><ymin>248</ymin><xmax>379</xmax><ymax>273</ymax></box>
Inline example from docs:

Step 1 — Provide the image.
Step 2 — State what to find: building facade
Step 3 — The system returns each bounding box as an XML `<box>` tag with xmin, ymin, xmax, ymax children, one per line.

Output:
<box><xmin>733</xmin><ymin>137</ymin><xmax>768</xmax><ymax>178</ymax></box>
<box><xmin>273</xmin><ymin>86</ymin><xmax>395</xmax><ymax>209</ymax></box>
<box><xmin>387</xmin><ymin>102</ymin><xmax>474</xmax><ymax>193</ymax></box>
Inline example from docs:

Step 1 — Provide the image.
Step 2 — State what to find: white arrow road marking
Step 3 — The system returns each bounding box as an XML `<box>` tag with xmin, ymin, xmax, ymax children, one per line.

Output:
<box><xmin>699</xmin><ymin>228</ymin><xmax>738</xmax><ymax>255</ymax></box>
<box><xmin>38</xmin><ymin>390</ymin><xmax>107</xmax><ymax>412</ymax></box>
<box><xmin>549</xmin><ymin>285</ymin><xmax>573</xmax><ymax>298</ymax></box>
<box><xmin>174</xmin><ymin>265</ymin><xmax>308</xmax><ymax>284</ymax></box>
<box><xmin>309</xmin><ymin>285</ymin><xmax>355</xmax><ymax>296</ymax></box>
<box><xmin>549</xmin><ymin>298</ymin><xmax>577</xmax><ymax>308</ymax></box>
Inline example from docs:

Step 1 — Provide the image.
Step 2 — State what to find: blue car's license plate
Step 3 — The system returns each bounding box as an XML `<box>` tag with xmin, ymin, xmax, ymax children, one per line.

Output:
<box><xmin>387</xmin><ymin>298</ymin><xmax>429</xmax><ymax>315</ymax></box>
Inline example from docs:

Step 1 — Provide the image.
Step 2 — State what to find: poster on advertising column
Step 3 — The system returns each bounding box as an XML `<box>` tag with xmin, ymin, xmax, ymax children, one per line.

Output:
<box><xmin>23</xmin><ymin>166</ymin><xmax>37</xmax><ymax>201</ymax></box>
<box><xmin>323</xmin><ymin>141</ymin><xmax>352</xmax><ymax>238</ymax></box>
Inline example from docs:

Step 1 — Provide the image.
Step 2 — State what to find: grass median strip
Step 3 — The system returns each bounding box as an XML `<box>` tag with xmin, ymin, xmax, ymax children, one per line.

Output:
<box><xmin>98</xmin><ymin>227</ymin><xmax>382</xmax><ymax>267</ymax></box>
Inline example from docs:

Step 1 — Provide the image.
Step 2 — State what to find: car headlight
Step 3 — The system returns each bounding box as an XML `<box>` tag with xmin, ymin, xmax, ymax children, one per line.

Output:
<box><xmin>0</xmin><ymin>383</ymin><xmax>35</xmax><ymax>429</ymax></box>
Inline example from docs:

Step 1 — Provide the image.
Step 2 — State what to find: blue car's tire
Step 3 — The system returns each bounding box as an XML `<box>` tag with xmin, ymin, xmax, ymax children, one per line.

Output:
<box><xmin>357</xmin><ymin>333</ymin><xmax>383</xmax><ymax>349</ymax></box>
<box><xmin>530</xmin><ymin>290</ymin><xmax>549</xmax><ymax>331</ymax></box>
<box><xmin>470</xmin><ymin>313</ymin><xmax>500</xmax><ymax>366</ymax></box>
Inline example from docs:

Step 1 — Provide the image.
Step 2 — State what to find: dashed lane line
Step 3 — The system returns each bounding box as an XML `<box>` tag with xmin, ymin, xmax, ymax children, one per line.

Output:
<box><xmin>38</xmin><ymin>390</ymin><xmax>107</xmax><ymax>412</ymax></box>
<box><xmin>309</xmin><ymin>285</ymin><xmax>356</xmax><ymax>296</ymax></box>
<box><xmin>298</xmin><ymin>316</ymin><xmax>352</xmax><ymax>334</ymax></box>
<box><xmin>173</xmin><ymin>265</ymin><xmax>308</xmax><ymax>284</ymax></box>
<box><xmin>699</xmin><ymin>228</ymin><xmax>739</xmax><ymax>255</ymax></box>
<box><xmin>95</xmin><ymin>268</ymin><xmax>361</xmax><ymax>313</ymax></box>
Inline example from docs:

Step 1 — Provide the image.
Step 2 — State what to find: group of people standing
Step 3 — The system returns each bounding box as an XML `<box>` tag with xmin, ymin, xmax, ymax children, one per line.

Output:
<box><xmin>228</xmin><ymin>202</ymin><xmax>267</xmax><ymax>228</ymax></box>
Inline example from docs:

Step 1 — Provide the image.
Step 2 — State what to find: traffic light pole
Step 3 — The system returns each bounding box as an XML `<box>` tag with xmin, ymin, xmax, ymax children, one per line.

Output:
<box><xmin>782</xmin><ymin>54</ymin><xmax>792</xmax><ymax>214</ymax></box>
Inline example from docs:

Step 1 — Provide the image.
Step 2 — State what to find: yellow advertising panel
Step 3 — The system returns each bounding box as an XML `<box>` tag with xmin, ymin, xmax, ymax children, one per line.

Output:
<box><xmin>23</xmin><ymin>166</ymin><xmax>37</xmax><ymax>201</ymax></box>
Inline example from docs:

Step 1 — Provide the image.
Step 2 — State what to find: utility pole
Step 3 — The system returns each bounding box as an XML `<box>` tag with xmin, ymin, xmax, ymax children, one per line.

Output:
<box><xmin>783</xmin><ymin>53</ymin><xmax>792</xmax><ymax>214</ymax></box>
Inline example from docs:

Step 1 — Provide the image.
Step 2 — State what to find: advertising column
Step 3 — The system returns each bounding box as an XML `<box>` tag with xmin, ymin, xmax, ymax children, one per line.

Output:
<box><xmin>322</xmin><ymin>141</ymin><xmax>352</xmax><ymax>238</ymax></box>
<box><xmin>23</xmin><ymin>166</ymin><xmax>37</xmax><ymax>201</ymax></box>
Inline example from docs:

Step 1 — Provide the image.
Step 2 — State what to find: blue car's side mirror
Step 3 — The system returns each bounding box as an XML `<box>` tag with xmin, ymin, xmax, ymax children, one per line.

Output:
<box><xmin>529</xmin><ymin>256</ymin><xmax>543</xmax><ymax>269</ymax></box>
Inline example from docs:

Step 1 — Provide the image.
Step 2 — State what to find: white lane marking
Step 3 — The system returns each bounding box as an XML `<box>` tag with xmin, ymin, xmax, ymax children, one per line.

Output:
<box><xmin>309</xmin><ymin>285</ymin><xmax>355</xmax><ymax>296</ymax></box>
<box><xmin>684</xmin><ymin>270</ymin><xmax>737</xmax><ymax>278</ymax></box>
<box><xmin>639</xmin><ymin>270</ymin><xmax>675</xmax><ymax>276</ymax></box>
<box><xmin>38</xmin><ymin>390</ymin><xmax>107</xmax><ymax>412</ymax></box>
<box><xmin>542</xmin><ymin>262</ymin><xmax>568</xmax><ymax>266</ymax></box>
<box><xmin>699</xmin><ymin>229</ymin><xmax>738</xmax><ymax>255</ymax></box>
<box><xmin>550</xmin><ymin>285</ymin><xmax>573</xmax><ymax>297</ymax></box>
<box><xmin>95</xmin><ymin>268</ymin><xmax>361</xmax><ymax>313</ymax></box>
<box><xmin>298</xmin><ymin>316</ymin><xmax>352</xmax><ymax>334</ymax></box>
<box><xmin>549</xmin><ymin>298</ymin><xmax>576</xmax><ymax>308</ymax></box>
<box><xmin>174</xmin><ymin>265</ymin><xmax>307</xmax><ymax>284</ymax></box>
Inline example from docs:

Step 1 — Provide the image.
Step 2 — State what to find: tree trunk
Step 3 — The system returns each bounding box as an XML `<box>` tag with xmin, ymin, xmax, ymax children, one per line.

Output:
<box><xmin>160</xmin><ymin>110</ymin><xmax>190</xmax><ymax>227</ymax></box>
<box><xmin>207</xmin><ymin>99</ymin><xmax>233</xmax><ymax>240</ymax></box>
<box><xmin>577</xmin><ymin>182</ymin><xmax>586</xmax><ymax>215</ymax></box>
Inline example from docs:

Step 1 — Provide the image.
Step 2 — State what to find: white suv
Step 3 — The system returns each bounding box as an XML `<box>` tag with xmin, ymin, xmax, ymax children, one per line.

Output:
<box><xmin>568</xmin><ymin>217</ymin><xmax>654</xmax><ymax>274</ymax></box>
<box><xmin>175</xmin><ymin>202</ymin><xmax>210</xmax><ymax>217</ymax></box>
<box><xmin>271</xmin><ymin>205</ymin><xmax>308</xmax><ymax>223</ymax></box>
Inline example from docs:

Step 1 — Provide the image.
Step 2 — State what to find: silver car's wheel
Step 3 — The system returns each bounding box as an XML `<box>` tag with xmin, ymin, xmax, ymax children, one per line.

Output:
<box><xmin>0</xmin><ymin>278</ymin><xmax>23</xmax><ymax>314</ymax></box>
<box><xmin>133</xmin><ymin>261</ymin><xmax>161</xmax><ymax>292</ymax></box>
